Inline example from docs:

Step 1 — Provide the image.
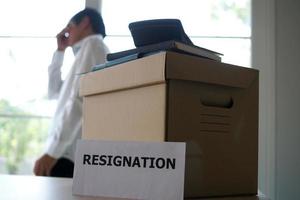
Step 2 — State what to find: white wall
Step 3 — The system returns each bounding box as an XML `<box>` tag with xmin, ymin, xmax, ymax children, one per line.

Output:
<box><xmin>275</xmin><ymin>0</ymin><xmax>300</xmax><ymax>199</ymax></box>
<box><xmin>85</xmin><ymin>0</ymin><xmax>102</xmax><ymax>10</ymax></box>
<box><xmin>253</xmin><ymin>0</ymin><xmax>300</xmax><ymax>199</ymax></box>
<box><xmin>252</xmin><ymin>0</ymin><xmax>276</xmax><ymax>198</ymax></box>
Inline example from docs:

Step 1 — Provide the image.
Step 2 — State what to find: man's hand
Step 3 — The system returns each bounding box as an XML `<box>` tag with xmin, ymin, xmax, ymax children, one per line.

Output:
<box><xmin>33</xmin><ymin>154</ymin><xmax>57</xmax><ymax>176</ymax></box>
<box><xmin>56</xmin><ymin>28</ymin><xmax>69</xmax><ymax>51</ymax></box>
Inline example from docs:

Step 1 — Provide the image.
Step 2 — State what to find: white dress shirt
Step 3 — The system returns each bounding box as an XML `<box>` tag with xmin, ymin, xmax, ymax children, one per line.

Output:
<box><xmin>46</xmin><ymin>34</ymin><xmax>109</xmax><ymax>161</ymax></box>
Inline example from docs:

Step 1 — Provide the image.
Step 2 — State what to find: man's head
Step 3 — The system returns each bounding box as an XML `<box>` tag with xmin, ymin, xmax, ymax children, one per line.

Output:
<box><xmin>66</xmin><ymin>8</ymin><xmax>106</xmax><ymax>46</ymax></box>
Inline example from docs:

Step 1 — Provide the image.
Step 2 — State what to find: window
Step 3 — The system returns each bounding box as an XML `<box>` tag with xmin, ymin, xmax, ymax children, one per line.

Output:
<box><xmin>102</xmin><ymin>0</ymin><xmax>251</xmax><ymax>67</ymax></box>
<box><xmin>0</xmin><ymin>0</ymin><xmax>85</xmax><ymax>174</ymax></box>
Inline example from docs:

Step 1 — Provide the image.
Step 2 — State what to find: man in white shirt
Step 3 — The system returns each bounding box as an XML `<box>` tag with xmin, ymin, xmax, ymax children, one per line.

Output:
<box><xmin>33</xmin><ymin>8</ymin><xmax>110</xmax><ymax>177</ymax></box>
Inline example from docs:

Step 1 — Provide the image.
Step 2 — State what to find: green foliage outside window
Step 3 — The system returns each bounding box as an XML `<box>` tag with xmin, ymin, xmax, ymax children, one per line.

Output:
<box><xmin>0</xmin><ymin>99</ymin><xmax>50</xmax><ymax>174</ymax></box>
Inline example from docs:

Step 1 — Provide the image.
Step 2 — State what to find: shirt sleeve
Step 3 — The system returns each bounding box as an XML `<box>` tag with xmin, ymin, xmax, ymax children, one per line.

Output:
<box><xmin>48</xmin><ymin>51</ymin><xmax>65</xmax><ymax>99</ymax></box>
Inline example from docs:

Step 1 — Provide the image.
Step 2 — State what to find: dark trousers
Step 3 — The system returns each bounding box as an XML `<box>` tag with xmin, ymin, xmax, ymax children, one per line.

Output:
<box><xmin>50</xmin><ymin>157</ymin><xmax>74</xmax><ymax>178</ymax></box>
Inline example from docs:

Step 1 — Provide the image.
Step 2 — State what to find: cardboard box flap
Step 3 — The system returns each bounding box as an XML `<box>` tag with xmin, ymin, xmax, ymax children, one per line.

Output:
<box><xmin>165</xmin><ymin>51</ymin><xmax>258</xmax><ymax>89</ymax></box>
<box><xmin>80</xmin><ymin>51</ymin><xmax>259</xmax><ymax>97</ymax></box>
<box><xmin>80</xmin><ymin>52</ymin><xmax>167</xmax><ymax>97</ymax></box>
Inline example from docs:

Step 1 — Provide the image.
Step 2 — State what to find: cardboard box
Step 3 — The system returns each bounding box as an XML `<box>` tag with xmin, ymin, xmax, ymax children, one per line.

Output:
<box><xmin>79</xmin><ymin>51</ymin><xmax>259</xmax><ymax>198</ymax></box>
<box><xmin>195</xmin><ymin>194</ymin><xmax>267</xmax><ymax>200</ymax></box>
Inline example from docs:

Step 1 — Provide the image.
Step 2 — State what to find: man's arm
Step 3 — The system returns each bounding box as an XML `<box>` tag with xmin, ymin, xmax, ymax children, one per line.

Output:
<box><xmin>48</xmin><ymin>51</ymin><xmax>64</xmax><ymax>99</ymax></box>
<box><xmin>48</xmin><ymin>28</ymin><xmax>70</xmax><ymax>99</ymax></box>
<box><xmin>34</xmin><ymin>29</ymin><xmax>71</xmax><ymax>176</ymax></box>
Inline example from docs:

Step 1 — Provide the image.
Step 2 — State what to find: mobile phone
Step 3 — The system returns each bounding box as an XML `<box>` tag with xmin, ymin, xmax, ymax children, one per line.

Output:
<box><xmin>64</xmin><ymin>32</ymin><xmax>70</xmax><ymax>38</ymax></box>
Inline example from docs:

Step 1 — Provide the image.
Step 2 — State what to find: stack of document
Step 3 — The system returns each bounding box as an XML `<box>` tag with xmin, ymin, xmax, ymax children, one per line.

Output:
<box><xmin>93</xmin><ymin>40</ymin><xmax>222</xmax><ymax>71</ymax></box>
<box><xmin>107</xmin><ymin>40</ymin><xmax>222</xmax><ymax>62</ymax></box>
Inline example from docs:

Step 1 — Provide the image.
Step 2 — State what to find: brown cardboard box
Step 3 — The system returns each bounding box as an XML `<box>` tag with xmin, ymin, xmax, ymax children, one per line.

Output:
<box><xmin>79</xmin><ymin>51</ymin><xmax>259</xmax><ymax>198</ymax></box>
<box><xmin>195</xmin><ymin>194</ymin><xmax>267</xmax><ymax>200</ymax></box>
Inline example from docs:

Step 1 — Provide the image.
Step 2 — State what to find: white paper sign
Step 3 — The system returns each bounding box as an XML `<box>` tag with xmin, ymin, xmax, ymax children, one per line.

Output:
<box><xmin>73</xmin><ymin>139</ymin><xmax>186</xmax><ymax>200</ymax></box>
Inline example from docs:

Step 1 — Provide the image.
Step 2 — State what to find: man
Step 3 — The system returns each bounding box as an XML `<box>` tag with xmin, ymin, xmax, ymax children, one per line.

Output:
<box><xmin>34</xmin><ymin>8</ymin><xmax>109</xmax><ymax>177</ymax></box>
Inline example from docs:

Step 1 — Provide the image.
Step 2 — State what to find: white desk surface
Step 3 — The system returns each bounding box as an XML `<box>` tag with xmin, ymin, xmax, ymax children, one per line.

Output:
<box><xmin>0</xmin><ymin>174</ymin><xmax>266</xmax><ymax>200</ymax></box>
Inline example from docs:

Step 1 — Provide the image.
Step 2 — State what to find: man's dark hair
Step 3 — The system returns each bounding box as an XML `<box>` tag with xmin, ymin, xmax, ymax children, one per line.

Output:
<box><xmin>70</xmin><ymin>8</ymin><xmax>106</xmax><ymax>37</ymax></box>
